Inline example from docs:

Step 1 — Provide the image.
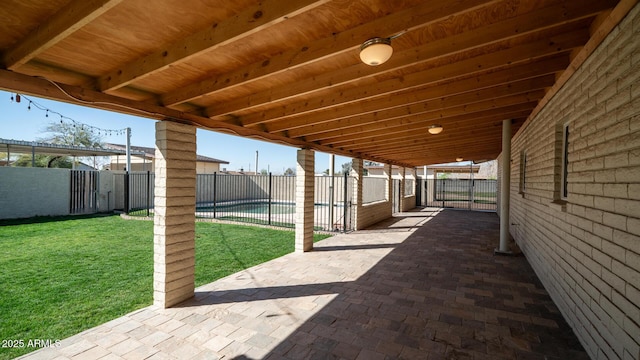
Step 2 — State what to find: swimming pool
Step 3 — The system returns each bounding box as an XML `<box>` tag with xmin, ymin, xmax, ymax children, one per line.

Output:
<box><xmin>196</xmin><ymin>201</ymin><xmax>296</xmax><ymax>214</ymax></box>
<box><xmin>194</xmin><ymin>200</ymin><xmax>348</xmax><ymax>231</ymax></box>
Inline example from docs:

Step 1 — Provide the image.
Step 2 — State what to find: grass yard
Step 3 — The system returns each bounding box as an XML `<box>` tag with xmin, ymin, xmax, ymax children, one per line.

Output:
<box><xmin>0</xmin><ymin>215</ymin><xmax>330</xmax><ymax>359</ymax></box>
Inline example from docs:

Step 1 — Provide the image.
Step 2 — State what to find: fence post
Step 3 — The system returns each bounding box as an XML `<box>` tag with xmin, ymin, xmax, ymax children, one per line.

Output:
<box><xmin>441</xmin><ymin>179</ymin><xmax>445</xmax><ymax>208</ymax></box>
<box><xmin>213</xmin><ymin>172</ymin><xmax>217</xmax><ymax>218</ymax></box>
<box><xmin>146</xmin><ymin>170</ymin><xmax>151</xmax><ymax>217</ymax></box>
<box><xmin>268</xmin><ymin>173</ymin><xmax>272</xmax><ymax>225</ymax></box>
<box><xmin>343</xmin><ymin>172</ymin><xmax>348</xmax><ymax>232</ymax></box>
<box><xmin>124</xmin><ymin>171</ymin><xmax>130</xmax><ymax>214</ymax></box>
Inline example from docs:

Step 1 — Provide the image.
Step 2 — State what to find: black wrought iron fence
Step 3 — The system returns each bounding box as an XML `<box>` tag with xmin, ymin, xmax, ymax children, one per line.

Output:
<box><xmin>121</xmin><ymin>172</ymin><xmax>355</xmax><ymax>232</ymax></box>
<box><xmin>70</xmin><ymin>170</ymin><xmax>98</xmax><ymax>214</ymax></box>
<box><xmin>126</xmin><ymin>171</ymin><xmax>154</xmax><ymax>216</ymax></box>
<box><xmin>424</xmin><ymin>179</ymin><xmax>497</xmax><ymax>211</ymax></box>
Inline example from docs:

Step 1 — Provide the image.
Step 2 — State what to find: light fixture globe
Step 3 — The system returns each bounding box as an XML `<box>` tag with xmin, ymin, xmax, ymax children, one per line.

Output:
<box><xmin>359</xmin><ymin>37</ymin><xmax>393</xmax><ymax>66</ymax></box>
<box><xmin>428</xmin><ymin>124</ymin><xmax>443</xmax><ymax>134</ymax></box>
<box><xmin>456</xmin><ymin>157</ymin><xmax>464</xmax><ymax>162</ymax></box>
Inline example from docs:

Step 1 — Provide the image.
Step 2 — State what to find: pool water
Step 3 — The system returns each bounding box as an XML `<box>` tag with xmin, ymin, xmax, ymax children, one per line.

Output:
<box><xmin>197</xmin><ymin>202</ymin><xmax>296</xmax><ymax>214</ymax></box>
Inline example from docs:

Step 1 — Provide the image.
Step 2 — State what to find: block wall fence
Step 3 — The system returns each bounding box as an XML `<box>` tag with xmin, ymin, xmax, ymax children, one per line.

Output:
<box><xmin>502</xmin><ymin>4</ymin><xmax>640</xmax><ymax>359</ymax></box>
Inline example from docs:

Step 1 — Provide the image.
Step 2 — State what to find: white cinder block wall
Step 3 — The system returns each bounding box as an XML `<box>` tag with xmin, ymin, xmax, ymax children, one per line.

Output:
<box><xmin>505</xmin><ymin>4</ymin><xmax>640</xmax><ymax>359</ymax></box>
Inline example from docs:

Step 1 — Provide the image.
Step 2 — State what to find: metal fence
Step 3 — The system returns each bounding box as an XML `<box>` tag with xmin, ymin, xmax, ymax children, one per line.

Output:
<box><xmin>70</xmin><ymin>170</ymin><xmax>98</xmax><ymax>214</ymax></box>
<box><xmin>362</xmin><ymin>177</ymin><xmax>387</xmax><ymax>204</ymax></box>
<box><xmin>423</xmin><ymin>179</ymin><xmax>497</xmax><ymax>211</ymax></box>
<box><xmin>404</xmin><ymin>179</ymin><xmax>415</xmax><ymax>196</ymax></box>
<box><xmin>119</xmin><ymin>172</ymin><xmax>356</xmax><ymax>232</ymax></box>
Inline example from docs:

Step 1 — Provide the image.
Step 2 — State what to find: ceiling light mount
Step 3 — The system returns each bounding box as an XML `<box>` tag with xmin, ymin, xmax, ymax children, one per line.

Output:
<box><xmin>428</xmin><ymin>124</ymin><xmax>443</xmax><ymax>135</ymax></box>
<box><xmin>359</xmin><ymin>37</ymin><xmax>393</xmax><ymax>66</ymax></box>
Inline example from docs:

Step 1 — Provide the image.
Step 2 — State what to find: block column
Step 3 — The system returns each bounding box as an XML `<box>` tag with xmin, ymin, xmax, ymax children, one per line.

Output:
<box><xmin>383</xmin><ymin>163</ymin><xmax>392</xmax><ymax>202</ymax></box>
<box><xmin>295</xmin><ymin>149</ymin><xmax>314</xmax><ymax>252</ymax></box>
<box><xmin>398</xmin><ymin>167</ymin><xmax>406</xmax><ymax>211</ymax></box>
<box><xmin>153</xmin><ymin>121</ymin><xmax>197</xmax><ymax>308</ymax></box>
<box><xmin>351</xmin><ymin>158</ymin><xmax>363</xmax><ymax>230</ymax></box>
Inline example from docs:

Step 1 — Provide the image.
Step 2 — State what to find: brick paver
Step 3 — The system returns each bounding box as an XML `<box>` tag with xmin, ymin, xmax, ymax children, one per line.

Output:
<box><xmin>18</xmin><ymin>209</ymin><xmax>588</xmax><ymax>359</ymax></box>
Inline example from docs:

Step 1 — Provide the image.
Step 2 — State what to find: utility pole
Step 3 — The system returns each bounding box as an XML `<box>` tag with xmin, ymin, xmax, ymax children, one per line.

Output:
<box><xmin>126</xmin><ymin>127</ymin><xmax>131</xmax><ymax>172</ymax></box>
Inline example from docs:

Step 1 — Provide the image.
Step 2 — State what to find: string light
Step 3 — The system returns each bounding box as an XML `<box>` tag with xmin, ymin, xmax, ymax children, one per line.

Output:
<box><xmin>10</xmin><ymin>93</ymin><xmax>128</xmax><ymax>137</ymax></box>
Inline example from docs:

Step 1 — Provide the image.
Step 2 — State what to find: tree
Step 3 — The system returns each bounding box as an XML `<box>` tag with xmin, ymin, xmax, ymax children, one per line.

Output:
<box><xmin>36</xmin><ymin>121</ymin><xmax>107</xmax><ymax>168</ymax></box>
<box><xmin>13</xmin><ymin>154</ymin><xmax>72</xmax><ymax>168</ymax></box>
<box><xmin>284</xmin><ymin>167</ymin><xmax>296</xmax><ymax>176</ymax></box>
<box><xmin>260</xmin><ymin>169</ymin><xmax>268</xmax><ymax>175</ymax></box>
<box><xmin>340</xmin><ymin>161</ymin><xmax>352</xmax><ymax>175</ymax></box>
<box><xmin>39</xmin><ymin>121</ymin><xmax>103</xmax><ymax>147</ymax></box>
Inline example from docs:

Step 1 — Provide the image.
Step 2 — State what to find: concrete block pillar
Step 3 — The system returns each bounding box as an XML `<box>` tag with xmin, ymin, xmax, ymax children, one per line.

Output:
<box><xmin>383</xmin><ymin>163</ymin><xmax>392</xmax><ymax>201</ymax></box>
<box><xmin>153</xmin><ymin>121</ymin><xmax>197</xmax><ymax>308</ymax></box>
<box><xmin>295</xmin><ymin>149</ymin><xmax>314</xmax><ymax>252</ymax></box>
<box><xmin>351</xmin><ymin>158</ymin><xmax>364</xmax><ymax>230</ymax></box>
<box><xmin>398</xmin><ymin>167</ymin><xmax>406</xmax><ymax>211</ymax></box>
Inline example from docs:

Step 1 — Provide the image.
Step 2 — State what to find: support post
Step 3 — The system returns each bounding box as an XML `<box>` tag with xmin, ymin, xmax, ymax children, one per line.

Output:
<box><xmin>153</xmin><ymin>121</ymin><xmax>197</xmax><ymax>308</ymax></box>
<box><xmin>398</xmin><ymin>167</ymin><xmax>405</xmax><ymax>212</ymax></box>
<box><xmin>351</xmin><ymin>158</ymin><xmax>363</xmax><ymax>230</ymax></box>
<box><xmin>496</xmin><ymin>119</ymin><xmax>513</xmax><ymax>255</ymax></box>
<box><xmin>295</xmin><ymin>149</ymin><xmax>314</xmax><ymax>252</ymax></box>
<box><xmin>384</xmin><ymin>163</ymin><xmax>392</xmax><ymax>202</ymax></box>
<box><xmin>329</xmin><ymin>154</ymin><xmax>335</xmax><ymax>230</ymax></box>
<box><xmin>268</xmin><ymin>172</ymin><xmax>272</xmax><ymax>225</ymax></box>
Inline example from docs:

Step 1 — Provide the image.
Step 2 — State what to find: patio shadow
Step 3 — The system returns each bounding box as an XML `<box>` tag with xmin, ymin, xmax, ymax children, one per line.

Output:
<box><xmin>254</xmin><ymin>210</ymin><xmax>588</xmax><ymax>359</ymax></box>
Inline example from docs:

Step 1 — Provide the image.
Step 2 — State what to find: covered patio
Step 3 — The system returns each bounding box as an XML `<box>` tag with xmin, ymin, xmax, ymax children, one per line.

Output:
<box><xmin>19</xmin><ymin>209</ymin><xmax>588</xmax><ymax>360</ymax></box>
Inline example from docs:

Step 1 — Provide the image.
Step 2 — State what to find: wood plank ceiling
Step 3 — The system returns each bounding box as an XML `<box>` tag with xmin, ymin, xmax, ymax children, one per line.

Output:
<box><xmin>0</xmin><ymin>0</ymin><xmax>624</xmax><ymax>167</ymax></box>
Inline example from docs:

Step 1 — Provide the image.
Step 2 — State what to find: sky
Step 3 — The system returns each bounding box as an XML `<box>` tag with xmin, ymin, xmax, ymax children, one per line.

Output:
<box><xmin>0</xmin><ymin>90</ymin><xmax>353</xmax><ymax>174</ymax></box>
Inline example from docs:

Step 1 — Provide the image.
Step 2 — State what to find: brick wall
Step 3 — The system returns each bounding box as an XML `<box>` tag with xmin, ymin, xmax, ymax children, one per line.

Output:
<box><xmin>506</xmin><ymin>4</ymin><xmax>640</xmax><ymax>359</ymax></box>
<box><xmin>357</xmin><ymin>201</ymin><xmax>393</xmax><ymax>230</ymax></box>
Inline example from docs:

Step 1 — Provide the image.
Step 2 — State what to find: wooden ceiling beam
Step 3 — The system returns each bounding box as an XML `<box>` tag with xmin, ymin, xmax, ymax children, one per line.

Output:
<box><xmin>98</xmin><ymin>0</ymin><xmax>330</xmax><ymax>92</ymax></box>
<box><xmin>162</xmin><ymin>0</ymin><xmax>498</xmax><ymax>107</ymax></box>
<box><xmin>291</xmin><ymin>72</ymin><xmax>554</xmax><ymax>142</ymax></box>
<box><xmin>283</xmin><ymin>55</ymin><xmax>568</xmax><ymax>138</ymax></box>
<box><xmin>208</xmin><ymin>0</ymin><xmax>608</xmax><ymax>120</ymax></box>
<box><xmin>316</xmin><ymin>109</ymin><xmax>532</xmax><ymax>145</ymax></box>
<box><xmin>354</xmin><ymin>143</ymin><xmax>500</xmax><ymax>160</ymax></box>
<box><xmin>305</xmin><ymin>106</ymin><xmax>532</xmax><ymax>144</ymax></box>
<box><xmin>294</xmin><ymin>89</ymin><xmax>545</xmax><ymax>145</ymax></box>
<box><xmin>238</xmin><ymin>28</ymin><xmax>589</xmax><ymax>128</ymax></box>
<box><xmin>340</xmin><ymin>118</ymin><xmax>526</xmax><ymax>153</ymax></box>
<box><xmin>2</xmin><ymin>0</ymin><xmax>125</xmax><ymax>70</ymax></box>
<box><xmin>337</xmin><ymin>125</ymin><xmax>507</xmax><ymax>153</ymax></box>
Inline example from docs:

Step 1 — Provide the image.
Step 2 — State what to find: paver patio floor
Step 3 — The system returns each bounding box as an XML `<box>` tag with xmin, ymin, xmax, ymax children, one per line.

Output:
<box><xmin>19</xmin><ymin>208</ymin><xmax>588</xmax><ymax>360</ymax></box>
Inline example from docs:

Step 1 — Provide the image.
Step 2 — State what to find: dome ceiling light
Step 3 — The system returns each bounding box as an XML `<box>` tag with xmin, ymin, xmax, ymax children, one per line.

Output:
<box><xmin>428</xmin><ymin>124</ymin><xmax>443</xmax><ymax>135</ymax></box>
<box><xmin>359</xmin><ymin>32</ymin><xmax>405</xmax><ymax>66</ymax></box>
<box><xmin>359</xmin><ymin>37</ymin><xmax>393</xmax><ymax>66</ymax></box>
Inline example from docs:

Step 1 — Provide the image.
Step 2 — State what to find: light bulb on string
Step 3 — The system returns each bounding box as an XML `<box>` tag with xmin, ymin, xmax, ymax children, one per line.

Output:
<box><xmin>45</xmin><ymin>110</ymin><xmax>49</xmax><ymax>118</ymax></box>
<box><xmin>28</xmin><ymin>101</ymin><xmax>31</xmax><ymax>111</ymax></box>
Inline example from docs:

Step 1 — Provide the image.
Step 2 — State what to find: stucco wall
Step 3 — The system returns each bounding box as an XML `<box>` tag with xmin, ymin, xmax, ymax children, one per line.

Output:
<box><xmin>505</xmin><ymin>5</ymin><xmax>640</xmax><ymax>359</ymax></box>
<box><xmin>0</xmin><ymin>167</ymin><xmax>70</xmax><ymax>219</ymax></box>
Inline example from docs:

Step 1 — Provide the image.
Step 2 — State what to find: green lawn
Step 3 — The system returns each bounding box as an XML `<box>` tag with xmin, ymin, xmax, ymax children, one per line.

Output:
<box><xmin>0</xmin><ymin>215</ymin><xmax>330</xmax><ymax>359</ymax></box>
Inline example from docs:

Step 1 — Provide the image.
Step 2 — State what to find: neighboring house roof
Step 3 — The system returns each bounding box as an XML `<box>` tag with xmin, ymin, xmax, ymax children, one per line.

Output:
<box><xmin>104</xmin><ymin>143</ymin><xmax>229</xmax><ymax>164</ymax></box>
